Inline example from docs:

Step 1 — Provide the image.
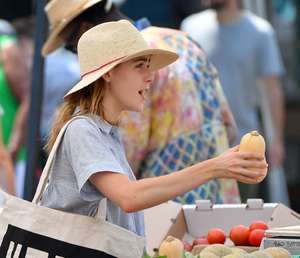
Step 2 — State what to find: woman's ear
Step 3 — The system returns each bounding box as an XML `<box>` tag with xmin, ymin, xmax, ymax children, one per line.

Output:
<box><xmin>102</xmin><ymin>72</ymin><xmax>112</xmax><ymax>83</ymax></box>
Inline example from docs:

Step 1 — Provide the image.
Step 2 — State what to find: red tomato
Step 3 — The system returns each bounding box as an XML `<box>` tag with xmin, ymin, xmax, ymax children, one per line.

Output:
<box><xmin>249</xmin><ymin>221</ymin><xmax>269</xmax><ymax>231</ymax></box>
<box><xmin>192</xmin><ymin>237</ymin><xmax>209</xmax><ymax>246</ymax></box>
<box><xmin>207</xmin><ymin>228</ymin><xmax>226</xmax><ymax>244</ymax></box>
<box><xmin>229</xmin><ymin>225</ymin><xmax>250</xmax><ymax>246</ymax></box>
<box><xmin>183</xmin><ymin>241</ymin><xmax>193</xmax><ymax>252</ymax></box>
<box><xmin>248</xmin><ymin>229</ymin><xmax>265</xmax><ymax>247</ymax></box>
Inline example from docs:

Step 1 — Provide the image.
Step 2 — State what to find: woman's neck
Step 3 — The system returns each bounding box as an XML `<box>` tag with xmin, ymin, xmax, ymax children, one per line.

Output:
<box><xmin>102</xmin><ymin>95</ymin><xmax>122</xmax><ymax>126</ymax></box>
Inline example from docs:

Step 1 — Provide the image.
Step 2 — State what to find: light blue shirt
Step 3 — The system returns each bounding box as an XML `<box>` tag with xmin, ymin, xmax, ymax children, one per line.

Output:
<box><xmin>181</xmin><ymin>10</ymin><xmax>284</xmax><ymax>139</ymax></box>
<box><xmin>41</xmin><ymin>48</ymin><xmax>80</xmax><ymax>139</ymax></box>
<box><xmin>41</xmin><ymin>115</ymin><xmax>145</xmax><ymax>237</ymax></box>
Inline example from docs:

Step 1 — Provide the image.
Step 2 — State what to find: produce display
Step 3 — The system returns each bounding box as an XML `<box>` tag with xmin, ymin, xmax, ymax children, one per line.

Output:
<box><xmin>144</xmin><ymin>131</ymin><xmax>291</xmax><ymax>258</ymax></box>
<box><xmin>188</xmin><ymin>220</ymin><xmax>269</xmax><ymax>251</ymax></box>
<box><xmin>154</xmin><ymin>239</ymin><xmax>291</xmax><ymax>258</ymax></box>
<box><xmin>155</xmin><ymin>219</ymin><xmax>288</xmax><ymax>258</ymax></box>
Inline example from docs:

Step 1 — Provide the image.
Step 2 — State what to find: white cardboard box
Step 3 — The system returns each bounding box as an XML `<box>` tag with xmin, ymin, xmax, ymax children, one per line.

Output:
<box><xmin>144</xmin><ymin>199</ymin><xmax>300</xmax><ymax>256</ymax></box>
<box><xmin>261</xmin><ymin>237</ymin><xmax>300</xmax><ymax>255</ymax></box>
<box><xmin>261</xmin><ymin>225</ymin><xmax>300</xmax><ymax>255</ymax></box>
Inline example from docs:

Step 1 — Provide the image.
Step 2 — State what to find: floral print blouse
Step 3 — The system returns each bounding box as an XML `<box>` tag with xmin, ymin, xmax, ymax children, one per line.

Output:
<box><xmin>120</xmin><ymin>26</ymin><xmax>240</xmax><ymax>204</ymax></box>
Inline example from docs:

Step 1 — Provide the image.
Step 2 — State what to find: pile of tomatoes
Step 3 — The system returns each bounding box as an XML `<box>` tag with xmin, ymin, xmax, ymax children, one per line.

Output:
<box><xmin>184</xmin><ymin>220</ymin><xmax>268</xmax><ymax>252</ymax></box>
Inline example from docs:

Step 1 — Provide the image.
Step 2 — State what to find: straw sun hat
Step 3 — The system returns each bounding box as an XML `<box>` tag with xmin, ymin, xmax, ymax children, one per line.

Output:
<box><xmin>42</xmin><ymin>0</ymin><xmax>111</xmax><ymax>56</ymax></box>
<box><xmin>64</xmin><ymin>20</ymin><xmax>178</xmax><ymax>97</ymax></box>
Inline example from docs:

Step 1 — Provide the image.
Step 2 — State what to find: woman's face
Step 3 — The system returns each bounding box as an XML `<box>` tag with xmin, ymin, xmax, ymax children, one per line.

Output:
<box><xmin>106</xmin><ymin>56</ymin><xmax>155</xmax><ymax>113</ymax></box>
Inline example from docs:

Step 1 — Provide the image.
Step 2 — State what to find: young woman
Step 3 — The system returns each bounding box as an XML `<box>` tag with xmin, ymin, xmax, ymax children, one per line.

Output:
<box><xmin>41</xmin><ymin>20</ymin><xmax>267</xmax><ymax>238</ymax></box>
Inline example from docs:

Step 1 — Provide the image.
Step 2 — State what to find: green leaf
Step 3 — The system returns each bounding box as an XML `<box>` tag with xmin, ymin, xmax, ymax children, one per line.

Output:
<box><xmin>142</xmin><ymin>252</ymin><xmax>152</xmax><ymax>258</ymax></box>
<box><xmin>183</xmin><ymin>251</ymin><xmax>198</xmax><ymax>258</ymax></box>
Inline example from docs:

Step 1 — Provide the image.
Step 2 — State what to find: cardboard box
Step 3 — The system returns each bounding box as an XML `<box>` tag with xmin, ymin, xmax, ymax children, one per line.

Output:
<box><xmin>261</xmin><ymin>237</ymin><xmax>300</xmax><ymax>255</ymax></box>
<box><xmin>261</xmin><ymin>225</ymin><xmax>300</xmax><ymax>255</ymax></box>
<box><xmin>144</xmin><ymin>199</ymin><xmax>300</xmax><ymax>257</ymax></box>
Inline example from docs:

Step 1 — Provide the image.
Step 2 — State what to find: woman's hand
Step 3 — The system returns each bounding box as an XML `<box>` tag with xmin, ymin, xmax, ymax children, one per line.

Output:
<box><xmin>212</xmin><ymin>146</ymin><xmax>268</xmax><ymax>184</ymax></box>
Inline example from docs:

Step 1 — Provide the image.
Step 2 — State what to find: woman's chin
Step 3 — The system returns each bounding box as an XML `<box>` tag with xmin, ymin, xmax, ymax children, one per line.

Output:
<box><xmin>125</xmin><ymin>104</ymin><xmax>144</xmax><ymax>113</ymax></box>
<box><xmin>133</xmin><ymin>102</ymin><xmax>145</xmax><ymax>112</ymax></box>
<box><xmin>134</xmin><ymin>106</ymin><xmax>144</xmax><ymax>113</ymax></box>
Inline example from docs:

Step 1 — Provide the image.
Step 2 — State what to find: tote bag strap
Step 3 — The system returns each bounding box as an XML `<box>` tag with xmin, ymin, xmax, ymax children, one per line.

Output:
<box><xmin>33</xmin><ymin>116</ymin><xmax>108</xmax><ymax>219</ymax></box>
<box><xmin>33</xmin><ymin>116</ymin><xmax>86</xmax><ymax>204</ymax></box>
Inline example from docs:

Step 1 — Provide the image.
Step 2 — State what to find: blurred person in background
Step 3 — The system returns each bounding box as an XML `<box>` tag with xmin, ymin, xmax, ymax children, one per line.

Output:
<box><xmin>181</xmin><ymin>0</ymin><xmax>285</xmax><ymax>199</ymax></box>
<box><xmin>42</xmin><ymin>0</ymin><xmax>241</xmax><ymax>204</ymax></box>
<box><xmin>0</xmin><ymin>19</ymin><xmax>29</xmax><ymax>197</ymax></box>
<box><xmin>0</xmin><ymin>105</ymin><xmax>15</xmax><ymax>194</ymax></box>
<box><xmin>13</xmin><ymin>17</ymin><xmax>80</xmax><ymax>194</ymax></box>
<box><xmin>0</xmin><ymin>19</ymin><xmax>15</xmax><ymax>36</ymax></box>
<box><xmin>119</xmin><ymin>0</ymin><xmax>202</xmax><ymax>29</ymax></box>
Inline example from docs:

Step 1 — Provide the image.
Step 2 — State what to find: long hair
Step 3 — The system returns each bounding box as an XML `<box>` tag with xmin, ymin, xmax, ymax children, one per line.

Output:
<box><xmin>45</xmin><ymin>79</ymin><xmax>106</xmax><ymax>153</ymax></box>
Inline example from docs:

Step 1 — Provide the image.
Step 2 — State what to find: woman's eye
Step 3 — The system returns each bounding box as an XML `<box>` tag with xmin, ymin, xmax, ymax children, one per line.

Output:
<box><xmin>135</xmin><ymin>62</ymin><xmax>145</xmax><ymax>68</ymax></box>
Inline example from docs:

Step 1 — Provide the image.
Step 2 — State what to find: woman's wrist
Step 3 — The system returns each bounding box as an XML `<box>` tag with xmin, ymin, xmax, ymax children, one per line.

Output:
<box><xmin>204</xmin><ymin>157</ymin><xmax>224</xmax><ymax>179</ymax></box>
<box><xmin>193</xmin><ymin>158</ymin><xmax>221</xmax><ymax>181</ymax></box>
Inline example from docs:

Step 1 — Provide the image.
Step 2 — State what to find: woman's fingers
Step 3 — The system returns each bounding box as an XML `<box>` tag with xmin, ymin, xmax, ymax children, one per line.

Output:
<box><xmin>230</xmin><ymin>145</ymin><xmax>240</xmax><ymax>152</ymax></box>
<box><xmin>238</xmin><ymin>151</ymin><xmax>265</xmax><ymax>160</ymax></box>
<box><xmin>228</xmin><ymin>168</ymin><xmax>267</xmax><ymax>184</ymax></box>
<box><xmin>226</xmin><ymin>171</ymin><xmax>256</xmax><ymax>184</ymax></box>
<box><xmin>230</xmin><ymin>167</ymin><xmax>264</xmax><ymax>178</ymax></box>
<box><xmin>234</xmin><ymin>174</ymin><xmax>263</xmax><ymax>184</ymax></box>
<box><xmin>215</xmin><ymin>148</ymin><xmax>268</xmax><ymax>183</ymax></box>
<box><xmin>238</xmin><ymin>159</ymin><xmax>268</xmax><ymax>169</ymax></box>
<box><xmin>228</xmin><ymin>161</ymin><xmax>268</xmax><ymax>182</ymax></box>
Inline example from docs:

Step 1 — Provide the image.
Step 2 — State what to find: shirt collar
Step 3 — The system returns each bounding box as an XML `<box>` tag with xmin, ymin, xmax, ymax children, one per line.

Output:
<box><xmin>73</xmin><ymin>107</ymin><xmax>117</xmax><ymax>135</ymax></box>
<box><xmin>92</xmin><ymin>114</ymin><xmax>118</xmax><ymax>135</ymax></box>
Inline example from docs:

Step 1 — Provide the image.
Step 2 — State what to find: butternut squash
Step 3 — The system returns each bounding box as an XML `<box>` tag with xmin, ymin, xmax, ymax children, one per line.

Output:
<box><xmin>239</xmin><ymin>131</ymin><xmax>265</xmax><ymax>156</ymax></box>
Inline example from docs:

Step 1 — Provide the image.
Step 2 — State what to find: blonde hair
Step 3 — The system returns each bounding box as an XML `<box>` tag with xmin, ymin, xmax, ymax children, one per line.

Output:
<box><xmin>45</xmin><ymin>79</ymin><xmax>106</xmax><ymax>153</ymax></box>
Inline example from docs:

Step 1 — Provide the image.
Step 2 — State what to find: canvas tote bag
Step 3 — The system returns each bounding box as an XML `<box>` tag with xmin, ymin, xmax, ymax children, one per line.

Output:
<box><xmin>0</xmin><ymin>116</ymin><xmax>145</xmax><ymax>258</ymax></box>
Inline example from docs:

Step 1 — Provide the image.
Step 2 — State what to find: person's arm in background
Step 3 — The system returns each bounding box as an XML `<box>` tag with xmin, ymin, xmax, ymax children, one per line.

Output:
<box><xmin>0</xmin><ymin>145</ymin><xmax>15</xmax><ymax>194</ymax></box>
<box><xmin>2</xmin><ymin>42</ymin><xmax>29</xmax><ymax>160</ymax></box>
<box><xmin>258</xmin><ymin>23</ymin><xmax>285</xmax><ymax>169</ymax></box>
<box><xmin>262</xmin><ymin>76</ymin><xmax>285</xmax><ymax>168</ymax></box>
<box><xmin>0</xmin><ymin>105</ymin><xmax>15</xmax><ymax>194</ymax></box>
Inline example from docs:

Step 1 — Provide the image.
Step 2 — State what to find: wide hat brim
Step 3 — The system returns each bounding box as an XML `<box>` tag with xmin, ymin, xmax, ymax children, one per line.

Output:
<box><xmin>42</xmin><ymin>0</ymin><xmax>103</xmax><ymax>56</ymax></box>
<box><xmin>64</xmin><ymin>48</ymin><xmax>178</xmax><ymax>98</ymax></box>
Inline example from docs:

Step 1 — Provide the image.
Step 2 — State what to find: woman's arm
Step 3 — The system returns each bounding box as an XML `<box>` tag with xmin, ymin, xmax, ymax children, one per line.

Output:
<box><xmin>90</xmin><ymin>147</ymin><xmax>267</xmax><ymax>213</ymax></box>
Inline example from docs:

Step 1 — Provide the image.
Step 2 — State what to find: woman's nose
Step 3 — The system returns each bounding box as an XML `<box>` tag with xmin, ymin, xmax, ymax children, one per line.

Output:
<box><xmin>144</xmin><ymin>71</ymin><xmax>155</xmax><ymax>84</ymax></box>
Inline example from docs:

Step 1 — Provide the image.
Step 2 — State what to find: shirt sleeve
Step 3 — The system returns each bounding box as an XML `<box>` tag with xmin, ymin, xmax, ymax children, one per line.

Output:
<box><xmin>63</xmin><ymin>118</ymin><xmax>126</xmax><ymax>201</ymax></box>
<box><xmin>257</xmin><ymin>26</ymin><xmax>285</xmax><ymax>77</ymax></box>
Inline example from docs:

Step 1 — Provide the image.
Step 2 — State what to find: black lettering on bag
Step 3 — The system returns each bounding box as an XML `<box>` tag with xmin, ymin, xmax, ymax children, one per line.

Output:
<box><xmin>0</xmin><ymin>224</ymin><xmax>117</xmax><ymax>258</ymax></box>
